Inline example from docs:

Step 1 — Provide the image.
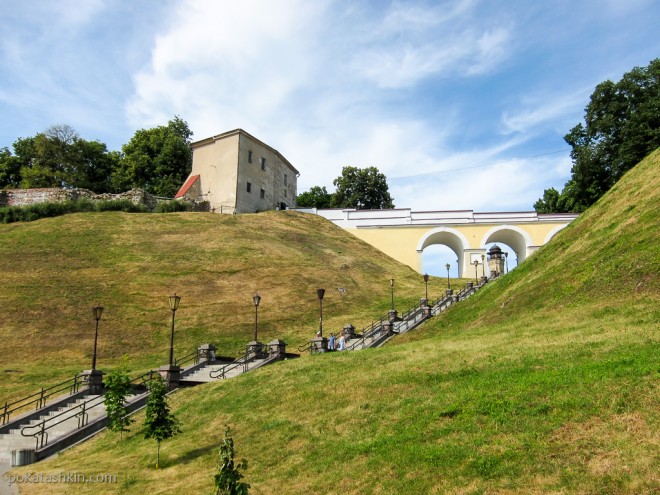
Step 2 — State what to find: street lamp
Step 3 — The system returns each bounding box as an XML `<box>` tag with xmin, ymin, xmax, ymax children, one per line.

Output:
<box><xmin>445</xmin><ymin>263</ymin><xmax>451</xmax><ymax>289</ymax></box>
<box><xmin>389</xmin><ymin>278</ymin><xmax>395</xmax><ymax>311</ymax></box>
<box><xmin>91</xmin><ymin>303</ymin><xmax>104</xmax><ymax>371</ymax></box>
<box><xmin>456</xmin><ymin>259</ymin><xmax>459</xmax><ymax>278</ymax></box>
<box><xmin>317</xmin><ymin>288</ymin><xmax>325</xmax><ymax>337</ymax></box>
<box><xmin>473</xmin><ymin>260</ymin><xmax>479</xmax><ymax>284</ymax></box>
<box><xmin>252</xmin><ymin>293</ymin><xmax>261</xmax><ymax>342</ymax></box>
<box><xmin>423</xmin><ymin>273</ymin><xmax>429</xmax><ymax>301</ymax></box>
<box><xmin>481</xmin><ymin>254</ymin><xmax>486</xmax><ymax>278</ymax></box>
<box><xmin>168</xmin><ymin>293</ymin><xmax>181</xmax><ymax>366</ymax></box>
<box><xmin>503</xmin><ymin>251</ymin><xmax>509</xmax><ymax>273</ymax></box>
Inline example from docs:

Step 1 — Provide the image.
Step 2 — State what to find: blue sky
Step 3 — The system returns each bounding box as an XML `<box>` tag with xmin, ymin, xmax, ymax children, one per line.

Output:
<box><xmin>1</xmin><ymin>0</ymin><xmax>658</xmax><ymax>212</ymax></box>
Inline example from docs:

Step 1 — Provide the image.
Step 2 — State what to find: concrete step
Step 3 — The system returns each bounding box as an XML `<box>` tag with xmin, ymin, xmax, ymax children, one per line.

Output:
<box><xmin>181</xmin><ymin>358</ymin><xmax>269</xmax><ymax>382</ymax></box>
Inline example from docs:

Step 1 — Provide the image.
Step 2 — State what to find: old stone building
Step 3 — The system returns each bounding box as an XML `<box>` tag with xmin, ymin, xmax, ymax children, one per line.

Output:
<box><xmin>175</xmin><ymin>129</ymin><xmax>298</xmax><ymax>214</ymax></box>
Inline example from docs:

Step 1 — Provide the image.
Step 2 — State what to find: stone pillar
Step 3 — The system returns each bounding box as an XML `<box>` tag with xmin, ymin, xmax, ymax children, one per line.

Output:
<box><xmin>480</xmin><ymin>275</ymin><xmax>488</xmax><ymax>285</ymax></box>
<box><xmin>268</xmin><ymin>339</ymin><xmax>287</xmax><ymax>358</ymax></box>
<box><xmin>387</xmin><ymin>309</ymin><xmax>400</xmax><ymax>322</ymax></box>
<box><xmin>381</xmin><ymin>321</ymin><xmax>394</xmax><ymax>335</ymax></box>
<box><xmin>451</xmin><ymin>294</ymin><xmax>459</xmax><ymax>303</ymax></box>
<box><xmin>246</xmin><ymin>341</ymin><xmax>264</xmax><ymax>360</ymax></box>
<box><xmin>466</xmin><ymin>281</ymin><xmax>474</xmax><ymax>289</ymax></box>
<box><xmin>311</xmin><ymin>336</ymin><xmax>328</xmax><ymax>353</ymax></box>
<box><xmin>445</xmin><ymin>288</ymin><xmax>453</xmax><ymax>297</ymax></box>
<box><xmin>420</xmin><ymin>297</ymin><xmax>432</xmax><ymax>317</ymax></box>
<box><xmin>80</xmin><ymin>369</ymin><xmax>104</xmax><ymax>394</ymax></box>
<box><xmin>158</xmin><ymin>365</ymin><xmax>180</xmax><ymax>391</ymax></box>
<box><xmin>342</xmin><ymin>324</ymin><xmax>356</xmax><ymax>339</ymax></box>
<box><xmin>197</xmin><ymin>343</ymin><xmax>216</xmax><ymax>362</ymax></box>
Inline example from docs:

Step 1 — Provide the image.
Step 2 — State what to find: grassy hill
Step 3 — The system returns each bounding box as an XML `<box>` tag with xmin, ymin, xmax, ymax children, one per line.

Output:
<box><xmin>0</xmin><ymin>210</ymin><xmax>440</xmax><ymax>401</ymax></box>
<box><xmin>7</xmin><ymin>149</ymin><xmax>660</xmax><ymax>494</ymax></box>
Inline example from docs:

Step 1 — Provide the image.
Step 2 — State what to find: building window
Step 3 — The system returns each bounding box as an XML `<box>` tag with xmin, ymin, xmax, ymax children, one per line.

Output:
<box><xmin>247</xmin><ymin>182</ymin><xmax>252</xmax><ymax>193</ymax></box>
<box><xmin>248</xmin><ymin>150</ymin><xmax>253</xmax><ymax>163</ymax></box>
<box><xmin>260</xmin><ymin>188</ymin><xmax>265</xmax><ymax>199</ymax></box>
<box><xmin>284</xmin><ymin>173</ymin><xmax>288</xmax><ymax>186</ymax></box>
<box><xmin>260</xmin><ymin>157</ymin><xmax>266</xmax><ymax>170</ymax></box>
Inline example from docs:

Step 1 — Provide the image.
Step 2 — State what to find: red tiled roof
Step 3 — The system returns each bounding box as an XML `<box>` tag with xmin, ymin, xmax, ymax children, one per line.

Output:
<box><xmin>174</xmin><ymin>175</ymin><xmax>200</xmax><ymax>199</ymax></box>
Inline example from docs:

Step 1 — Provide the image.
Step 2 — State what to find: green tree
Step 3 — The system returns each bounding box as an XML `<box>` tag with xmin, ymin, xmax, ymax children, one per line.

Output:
<box><xmin>113</xmin><ymin>116</ymin><xmax>193</xmax><ymax>197</ymax></box>
<box><xmin>332</xmin><ymin>166</ymin><xmax>394</xmax><ymax>209</ymax></box>
<box><xmin>532</xmin><ymin>186</ymin><xmax>575</xmax><ymax>214</ymax></box>
<box><xmin>143</xmin><ymin>377</ymin><xmax>181</xmax><ymax>468</ymax></box>
<box><xmin>1</xmin><ymin>125</ymin><xmax>117</xmax><ymax>192</ymax></box>
<box><xmin>535</xmin><ymin>58</ymin><xmax>660</xmax><ymax>213</ymax></box>
<box><xmin>213</xmin><ymin>426</ymin><xmax>250</xmax><ymax>495</ymax></box>
<box><xmin>296</xmin><ymin>185</ymin><xmax>334</xmax><ymax>208</ymax></box>
<box><xmin>0</xmin><ymin>147</ymin><xmax>22</xmax><ymax>188</ymax></box>
<box><xmin>104</xmin><ymin>358</ymin><xmax>134</xmax><ymax>441</ymax></box>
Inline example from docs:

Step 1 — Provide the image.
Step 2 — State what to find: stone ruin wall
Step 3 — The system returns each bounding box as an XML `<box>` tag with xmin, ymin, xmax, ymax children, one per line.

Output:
<box><xmin>0</xmin><ymin>188</ymin><xmax>209</xmax><ymax>212</ymax></box>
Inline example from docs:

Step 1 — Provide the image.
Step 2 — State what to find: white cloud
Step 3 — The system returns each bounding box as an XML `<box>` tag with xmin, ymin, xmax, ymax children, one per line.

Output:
<box><xmin>349</xmin><ymin>1</ymin><xmax>513</xmax><ymax>88</ymax></box>
<box><xmin>501</xmin><ymin>88</ymin><xmax>592</xmax><ymax>135</ymax></box>
<box><xmin>126</xmin><ymin>0</ymin><xmax>522</xmax><ymax>203</ymax></box>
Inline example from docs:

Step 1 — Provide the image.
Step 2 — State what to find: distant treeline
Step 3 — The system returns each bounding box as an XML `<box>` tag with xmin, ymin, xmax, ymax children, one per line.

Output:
<box><xmin>0</xmin><ymin>116</ymin><xmax>192</xmax><ymax>198</ymax></box>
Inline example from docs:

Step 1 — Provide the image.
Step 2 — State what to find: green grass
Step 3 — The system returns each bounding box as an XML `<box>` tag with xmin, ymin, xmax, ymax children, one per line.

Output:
<box><xmin>7</xmin><ymin>150</ymin><xmax>660</xmax><ymax>494</ymax></box>
<box><xmin>0</xmin><ymin>208</ymin><xmax>449</xmax><ymax>404</ymax></box>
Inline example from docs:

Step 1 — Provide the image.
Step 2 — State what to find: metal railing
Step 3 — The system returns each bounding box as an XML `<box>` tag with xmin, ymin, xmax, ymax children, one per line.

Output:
<box><xmin>2</xmin><ymin>374</ymin><xmax>87</xmax><ymax>426</ymax></box>
<box><xmin>209</xmin><ymin>352</ymin><xmax>251</xmax><ymax>380</ymax></box>
<box><xmin>431</xmin><ymin>294</ymin><xmax>454</xmax><ymax>316</ymax></box>
<box><xmin>297</xmin><ymin>341</ymin><xmax>314</xmax><ymax>354</ymax></box>
<box><xmin>345</xmin><ymin>317</ymin><xmax>387</xmax><ymax>351</ymax></box>
<box><xmin>20</xmin><ymin>393</ymin><xmax>106</xmax><ymax>449</ymax></box>
<box><xmin>174</xmin><ymin>349</ymin><xmax>200</xmax><ymax>368</ymax></box>
<box><xmin>394</xmin><ymin>302</ymin><xmax>429</xmax><ymax>334</ymax></box>
<box><xmin>130</xmin><ymin>369</ymin><xmax>159</xmax><ymax>391</ymax></box>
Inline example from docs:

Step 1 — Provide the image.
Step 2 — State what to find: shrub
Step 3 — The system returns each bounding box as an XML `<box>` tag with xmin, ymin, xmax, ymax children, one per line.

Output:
<box><xmin>95</xmin><ymin>199</ymin><xmax>148</xmax><ymax>213</ymax></box>
<box><xmin>155</xmin><ymin>200</ymin><xmax>191</xmax><ymax>213</ymax></box>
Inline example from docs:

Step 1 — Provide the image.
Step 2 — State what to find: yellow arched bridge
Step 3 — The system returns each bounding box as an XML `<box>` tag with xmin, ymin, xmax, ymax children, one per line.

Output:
<box><xmin>302</xmin><ymin>208</ymin><xmax>579</xmax><ymax>277</ymax></box>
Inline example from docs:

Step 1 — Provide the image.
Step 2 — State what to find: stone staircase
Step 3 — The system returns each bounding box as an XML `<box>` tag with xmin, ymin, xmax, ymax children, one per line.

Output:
<box><xmin>0</xmin><ymin>394</ymin><xmax>104</xmax><ymax>463</ymax></box>
<box><xmin>0</xmin><ymin>280</ymin><xmax>487</xmax><ymax>472</ymax></box>
<box><xmin>0</xmin><ymin>391</ymin><xmax>148</xmax><ymax>466</ymax></box>
<box><xmin>180</xmin><ymin>355</ymin><xmax>276</xmax><ymax>384</ymax></box>
<box><xmin>336</xmin><ymin>280</ymin><xmax>485</xmax><ymax>353</ymax></box>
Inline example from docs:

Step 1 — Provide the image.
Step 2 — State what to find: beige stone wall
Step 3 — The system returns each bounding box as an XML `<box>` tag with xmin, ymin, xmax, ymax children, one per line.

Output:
<box><xmin>235</xmin><ymin>134</ymin><xmax>297</xmax><ymax>213</ymax></box>
<box><xmin>188</xmin><ymin>130</ymin><xmax>298</xmax><ymax>214</ymax></box>
<box><xmin>190</xmin><ymin>134</ymin><xmax>240</xmax><ymax>214</ymax></box>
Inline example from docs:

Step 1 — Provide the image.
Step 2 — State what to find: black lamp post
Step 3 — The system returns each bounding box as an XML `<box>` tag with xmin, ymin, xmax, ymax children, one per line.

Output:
<box><xmin>91</xmin><ymin>303</ymin><xmax>104</xmax><ymax>371</ymax></box>
<box><xmin>456</xmin><ymin>259</ymin><xmax>460</xmax><ymax>278</ymax></box>
<box><xmin>423</xmin><ymin>273</ymin><xmax>429</xmax><ymax>301</ymax></box>
<box><xmin>481</xmin><ymin>254</ymin><xmax>486</xmax><ymax>278</ymax></box>
<box><xmin>473</xmin><ymin>260</ymin><xmax>479</xmax><ymax>284</ymax></box>
<box><xmin>389</xmin><ymin>278</ymin><xmax>395</xmax><ymax>310</ymax></box>
<box><xmin>317</xmin><ymin>288</ymin><xmax>325</xmax><ymax>337</ymax></box>
<box><xmin>168</xmin><ymin>293</ymin><xmax>181</xmax><ymax>366</ymax></box>
<box><xmin>445</xmin><ymin>263</ymin><xmax>451</xmax><ymax>289</ymax></box>
<box><xmin>503</xmin><ymin>251</ymin><xmax>509</xmax><ymax>273</ymax></box>
<box><xmin>252</xmin><ymin>293</ymin><xmax>261</xmax><ymax>342</ymax></box>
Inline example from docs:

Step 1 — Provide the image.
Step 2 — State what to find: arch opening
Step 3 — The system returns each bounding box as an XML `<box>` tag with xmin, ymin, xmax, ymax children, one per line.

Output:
<box><xmin>417</xmin><ymin>228</ymin><xmax>468</xmax><ymax>277</ymax></box>
<box><xmin>481</xmin><ymin>226</ymin><xmax>530</xmax><ymax>263</ymax></box>
<box><xmin>422</xmin><ymin>244</ymin><xmax>460</xmax><ymax>278</ymax></box>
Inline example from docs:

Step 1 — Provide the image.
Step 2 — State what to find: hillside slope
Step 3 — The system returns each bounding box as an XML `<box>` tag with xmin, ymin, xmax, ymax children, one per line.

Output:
<box><xmin>9</xmin><ymin>150</ymin><xmax>660</xmax><ymax>494</ymax></box>
<box><xmin>0</xmin><ymin>210</ymin><xmax>433</xmax><ymax>399</ymax></box>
